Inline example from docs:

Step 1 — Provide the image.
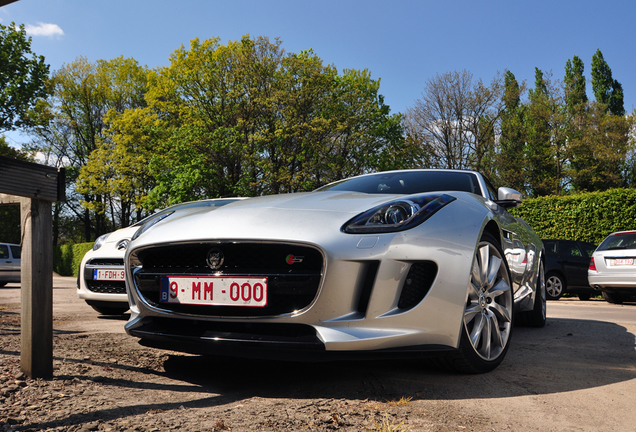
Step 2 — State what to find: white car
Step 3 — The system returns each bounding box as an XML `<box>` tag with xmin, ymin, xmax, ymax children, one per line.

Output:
<box><xmin>77</xmin><ymin>198</ymin><xmax>245</xmax><ymax>315</ymax></box>
<box><xmin>589</xmin><ymin>230</ymin><xmax>636</xmax><ymax>304</ymax></box>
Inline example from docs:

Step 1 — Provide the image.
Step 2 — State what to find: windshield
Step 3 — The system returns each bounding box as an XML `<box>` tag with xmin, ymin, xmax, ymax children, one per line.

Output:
<box><xmin>597</xmin><ymin>232</ymin><xmax>636</xmax><ymax>251</ymax></box>
<box><xmin>316</xmin><ymin>171</ymin><xmax>482</xmax><ymax>195</ymax></box>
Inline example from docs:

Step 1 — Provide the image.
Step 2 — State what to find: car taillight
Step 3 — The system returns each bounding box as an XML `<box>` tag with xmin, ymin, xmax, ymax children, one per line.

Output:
<box><xmin>589</xmin><ymin>257</ymin><xmax>596</xmax><ymax>271</ymax></box>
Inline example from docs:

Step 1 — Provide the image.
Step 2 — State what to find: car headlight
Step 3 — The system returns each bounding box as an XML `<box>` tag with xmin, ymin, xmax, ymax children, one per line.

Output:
<box><xmin>342</xmin><ymin>193</ymin><xmax>456</xmax><ymax>234</ymax></box>
<box><xmin>93</xmin><ymin>233</ymin><xmax>111</xmax><ymax>251</ymax></box>
<box><xmin>131</xmin><ymin>211</ymin><xmax>175</xmax><ymax>241</ymax></box>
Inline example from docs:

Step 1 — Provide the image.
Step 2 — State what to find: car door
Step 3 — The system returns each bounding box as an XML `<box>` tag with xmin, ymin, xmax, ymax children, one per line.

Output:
<box><xmin>557</xmin><ymin>240</ymin><xmax>590</xmax><ymax>288</ymax></box>
<box><xmin>9</xmin><ymin>245</ymin><xmax>21</xmax><ymax>279</ymax></box>
<box><xmin>0</xmin><ymin>244</ymin><xmax>11</xmax><ymax>282</ymax></box>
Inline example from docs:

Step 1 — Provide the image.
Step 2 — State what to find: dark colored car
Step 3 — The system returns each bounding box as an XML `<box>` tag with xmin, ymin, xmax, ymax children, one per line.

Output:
<box><xmin>543</xmin><ymin>239</ymin><xmax>597</xmax><ymax>300</ymax></box>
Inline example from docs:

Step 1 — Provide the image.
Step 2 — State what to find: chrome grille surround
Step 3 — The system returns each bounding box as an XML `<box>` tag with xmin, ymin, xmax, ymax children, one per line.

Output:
<box><xmin>129</xmin><ymin>241</ymin><xmax>325</xmax><ymax>317</ymax></box>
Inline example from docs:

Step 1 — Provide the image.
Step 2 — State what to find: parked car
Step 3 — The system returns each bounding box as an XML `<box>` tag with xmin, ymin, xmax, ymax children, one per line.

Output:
<box><xmin>542</xmin><ymin>239</ymin><xmax>597</xmax><ymax>300</ymax></box>
<box><xmin>588</xmin><ymin>230</ymin><xmax>636</xmax><ymax>304</ymax></box>
<box><xmin>0</xmin><ymin>242</ymin><xmax>21</xmax><ymax>286</ymax></box>
<box><xmin>124</xmin><ymin>169</ymin><xmax>546</xmax><ymax>374</ymax></box>
<box><xmin>77</xmin><ymin>198</ymin><xmax>245</xmax><ymax>315</ymax></box>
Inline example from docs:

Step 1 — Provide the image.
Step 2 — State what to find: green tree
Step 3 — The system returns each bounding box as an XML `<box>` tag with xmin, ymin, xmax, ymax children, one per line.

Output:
<box><xmin>497</xmin><ymin>70</ymin><xmax>527</xmax><ymax>192</ymax></box>
<box><xmin>566</xmin><ymin>52</ymin><xmax>630</xmax><ymax>192</ymax></box>
<box><xmin>0</xmin><ymin>135</ymin><xmax>32</xmax><ymax>160</ymax></box>
<box><xmin>564</xmin><ymin>55</ymin><xmax>587</xmax><ymax>110</ymax></box>
<box><xmin>0</xmin><ymin>22</ymin><xmax>50</xmax><ymax>132</ymax></box>
<box><xmin>525</xmin><ymin>68</ymin><xmax>567</xmax><ymax>196</ymax></box>
<box><xmin>142</xmin><ymin>35</ymin><xmax>404</xmax><ymax>207</ymax></box>
<box><xmin>31</xmin><ymin>56</ymin><xmax>149</xmax><ymax>240</ymax></box>
<box><xmin>569</xmin><ymin>103</ymin><xmax>630</xmax><ymax>191</ymax></box>
<box><xmin>591</xmin><ymin>49</ymin><xmax>624</xmax><ymax>116</ymax></box>
<box><xmin>75</xmin><ymin>57</ymin><xmax>151</xmax><ymax>228</ymax></box>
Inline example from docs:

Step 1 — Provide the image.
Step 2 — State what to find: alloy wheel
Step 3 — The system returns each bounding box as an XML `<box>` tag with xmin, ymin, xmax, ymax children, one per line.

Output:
<box><xmin>464</xmin><ymin>240</ymin><xmax>513</xmax><ymax>361</ymax></box>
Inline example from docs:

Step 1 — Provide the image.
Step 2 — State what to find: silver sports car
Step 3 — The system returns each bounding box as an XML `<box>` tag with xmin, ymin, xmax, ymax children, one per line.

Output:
<box><xmin>124</xmin><ymin>169</ymin><xmax>546</xmax><ymax>373</ymax></box>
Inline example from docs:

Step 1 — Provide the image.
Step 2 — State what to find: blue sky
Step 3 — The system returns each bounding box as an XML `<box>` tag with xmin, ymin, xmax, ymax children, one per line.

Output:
<box><xmin>2</xmin><ymin>0</ymin><xmax>635</xmax><ymax>146</ymax></box>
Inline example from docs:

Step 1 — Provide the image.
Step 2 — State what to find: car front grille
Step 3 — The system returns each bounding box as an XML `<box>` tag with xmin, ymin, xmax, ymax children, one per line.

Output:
<box><xmin>84</xmin><ymin>258</ymin><xmax>126</xmax><ymax>294</ymax></box>
<box><xmin>130</xmin><ymin>242</ymin><xmax>324</xmax><ymax>317</ymax></box>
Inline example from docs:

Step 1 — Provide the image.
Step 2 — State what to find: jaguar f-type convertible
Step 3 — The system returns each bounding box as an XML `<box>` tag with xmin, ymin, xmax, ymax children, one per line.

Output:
<box><xmin>124</xmin><ymin>169</ymin><xmax>546</xmax><ymax>373</ymax></box>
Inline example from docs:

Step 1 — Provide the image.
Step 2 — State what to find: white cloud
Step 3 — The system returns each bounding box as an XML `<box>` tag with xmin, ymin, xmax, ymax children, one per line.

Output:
<box><xmin>24</xmin><ymin>22</ymin><xmax>64</xmax><ymax>38</ymax></box>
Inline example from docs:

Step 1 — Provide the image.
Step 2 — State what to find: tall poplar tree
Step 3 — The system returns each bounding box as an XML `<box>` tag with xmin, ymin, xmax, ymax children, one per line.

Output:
<box><xmin>591</xmin><ymin>49</ymin><xmax>624</xmax><ymax>116</ymax></box>
<box><xmin>564</xmin><ymin>56</ymin><xmax>587</xmax><ymax>110</ymax></box>
<box><xmin>497</xmin><ymin>71</ymin><xmax>526</xmax><ymax>192</ymax></box>
<box><xmin>525</xmin><ymin>68</ymin><xmax>566</xmax><ymax>196</ymax></box>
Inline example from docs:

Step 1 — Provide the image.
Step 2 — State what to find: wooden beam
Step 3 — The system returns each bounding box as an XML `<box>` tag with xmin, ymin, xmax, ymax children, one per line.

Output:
<box><xmin>0</xmin><ymin>193</ymin><xmax>21</xmax><ymax>205</ymax></box>
<box><xmin>20</xmin><ymin>197</ymin><xmax>53</xmax><ymax>379</ymax></box>
<box><xmin>0</xmin><ymin>156</ymin><xmax>65</xmax><ymax>202</ymax></box>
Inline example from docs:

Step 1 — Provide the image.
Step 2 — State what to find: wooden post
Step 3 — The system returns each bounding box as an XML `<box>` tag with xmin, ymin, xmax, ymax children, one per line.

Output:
<box><xmin>1</xmin><ymin>156</ymin><xmax>64</xmax><ymax>379</ymax></box>
<box><xmin>19</xmin><ymin>197</ymin><xmax>53</xmax><ymax>378</ymax></box>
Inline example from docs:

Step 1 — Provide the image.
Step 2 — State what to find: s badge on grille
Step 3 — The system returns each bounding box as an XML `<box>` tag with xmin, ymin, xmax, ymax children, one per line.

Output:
<box><xmin>286</xmin><ymin>254</ymin><xmax>304</xmax><ymax>264</ymax></box>
<box><xmin>207</xmin><ymin>248</ymin><xmax>224</xmax><ymax>269</ymax></box>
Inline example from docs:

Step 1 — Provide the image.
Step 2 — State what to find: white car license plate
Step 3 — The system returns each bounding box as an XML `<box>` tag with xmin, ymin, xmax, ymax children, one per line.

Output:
<box><xmin>160</xmin><ymin>276</ymin><xmax>268</xmax><ymax>307</ymax></box>
<box><xmin>93</xmin><ymin>268</ymin><xmax>125</xmax><ymax>281</ymax></box>
<box><xmin>613</xmin><ymin>258</ymin><xmax>634</xmax><ymax>266</ymax></box>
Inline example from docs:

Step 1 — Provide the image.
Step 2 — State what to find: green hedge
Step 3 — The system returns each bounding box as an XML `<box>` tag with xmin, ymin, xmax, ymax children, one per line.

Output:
<box><xmin>511</xmin><ymin>188</ymin><xmax>636</xmax><ymax>245</ymax></box>
<box><xmin>53</xmin><ymin>242</ymin><xmax>93</xmax><ymax>277</ymax></box>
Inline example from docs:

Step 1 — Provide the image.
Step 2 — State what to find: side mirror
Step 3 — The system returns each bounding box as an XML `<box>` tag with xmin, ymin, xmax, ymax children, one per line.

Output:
<box><xmin>496</xmin><ymin>187</ymin><xmax>523</xmax><ymax>208</ymax></box>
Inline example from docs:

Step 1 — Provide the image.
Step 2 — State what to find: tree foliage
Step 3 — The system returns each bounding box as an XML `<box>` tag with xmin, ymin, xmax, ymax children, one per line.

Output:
<box><xmin>0</xmin><ymin>22</ymin><xmax>50</xmax><ymax>132</ymax></box>
<box><xmin>30</xmin><ymin>56</ymin><xmax>150</xmax><ymax>239</ymax></box>
<box><xmin>404</xmin><ymin>70</ymin><xmax>504</xmax><ymax>173</ymax></box>
<box><xmin>497</xmin><ymin>71</ymin><xmax>526</xmax><ymax>192</ymax></box>
<box><xmin>126</xmin><ymin>36</ymin><xmax>406</xmax><ymax>209</ymax></box>
<box><xmin>591</xmin><ymin>49</ymin><xmax>624</xmax><ymax>116</ymax></box>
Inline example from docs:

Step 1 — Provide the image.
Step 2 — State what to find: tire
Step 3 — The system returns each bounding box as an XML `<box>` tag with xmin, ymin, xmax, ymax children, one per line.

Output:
<box><xmin>578</xmin><ymin>293</ymin><xmax>591</xmax><ymax>301</ymax></box>
<box><xmin>517</xmin><ymin>260</ymin><xmax>546</xmax><ymax>328</ymax></box>
<box><xmin>602</xmin><ymin>291</ymin><xmax>625</xmax><ymax>304</ymax></box>
<box><xmin>442</xmin><ymin>232</ymin><xmax>514</xmax><ymax>374</ymax></box>
<box><xmin>90</xmin><ymin>304</ymin><xmax>130</xmax><ymax>315</ymax></box>
<box><xmin>545</xmin><ymin>272</ymin><xmax>565</xmax><ymax>300</ymax></box>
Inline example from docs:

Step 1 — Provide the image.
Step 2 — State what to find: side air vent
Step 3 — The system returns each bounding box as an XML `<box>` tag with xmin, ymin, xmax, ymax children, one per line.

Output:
<box><xmin>398</xmin><ymin>261</ymin><xmax>438</xmax><ymax>310</ymax></box>
<box><xmin>356</xmin><ymin>261</ymin><xmax>380</xmax><ymax>316</ymax></box>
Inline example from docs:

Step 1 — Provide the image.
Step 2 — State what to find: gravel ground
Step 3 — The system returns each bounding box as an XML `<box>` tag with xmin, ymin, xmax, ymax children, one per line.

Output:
<box><xmin>1</xmin><ymin>278</ymin><xmax>636</xmax><ymax>431</ymax></box>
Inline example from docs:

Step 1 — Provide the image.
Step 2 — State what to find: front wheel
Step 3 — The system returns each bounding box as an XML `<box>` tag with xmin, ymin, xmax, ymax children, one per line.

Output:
<box><xmin>443</xmin><ymin>232</ymin><xmax>514</xmax><ymax>374</ymax></box>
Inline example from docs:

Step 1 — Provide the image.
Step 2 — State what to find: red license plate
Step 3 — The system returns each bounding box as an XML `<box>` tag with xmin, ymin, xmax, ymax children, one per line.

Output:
<box><xmin>160</xmin><ymin>276</ymin><xmax>268</xmax><ymax>307</ymax></box>
<box><xmin>93</xmin><ymin>268</ymin><xmax>125</xmax><ymax>281</ymax></box>
<box><xmin>613</xmin><ymin>258</ymin><xmax>634</xmax><ymax>266</ymax></box>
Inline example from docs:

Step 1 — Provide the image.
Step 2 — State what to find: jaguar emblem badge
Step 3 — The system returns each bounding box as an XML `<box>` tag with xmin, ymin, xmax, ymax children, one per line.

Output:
<box><xmin>206</xmin><ymin>248</ymin><xmax>224</xmax><ymax>270</ymax></box>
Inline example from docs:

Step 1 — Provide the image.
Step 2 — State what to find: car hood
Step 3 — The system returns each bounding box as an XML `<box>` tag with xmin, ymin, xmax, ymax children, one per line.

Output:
<box><xmin>131</xmin><ymin>190</ymin><xmax>464</xmax><ymax>247</ymax></box>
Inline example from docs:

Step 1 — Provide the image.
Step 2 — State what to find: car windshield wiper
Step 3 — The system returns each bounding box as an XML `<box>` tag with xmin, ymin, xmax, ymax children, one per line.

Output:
<box><xmin>605</xmin><ymin>246</ymin><xmax>627</xmax><ymax>250</ymax></box>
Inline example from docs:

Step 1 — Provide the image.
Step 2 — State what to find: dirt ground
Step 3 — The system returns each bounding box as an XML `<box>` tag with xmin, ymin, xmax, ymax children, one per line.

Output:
<box><xmin>1</xmin><ymin>277</ymin><xmax>636</xmax><ymax>432</ymax></box>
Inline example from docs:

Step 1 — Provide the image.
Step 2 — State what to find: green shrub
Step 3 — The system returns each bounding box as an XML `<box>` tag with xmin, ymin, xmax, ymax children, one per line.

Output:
<box><xmin>53</xmin><ymin>242</ymin><xmax>93</xmax><ymax>277</ymax></box>
<box><xmin>511</xmin><ymin>188</ymin><xmax>636</xmax><ymax>245</ymax></box>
